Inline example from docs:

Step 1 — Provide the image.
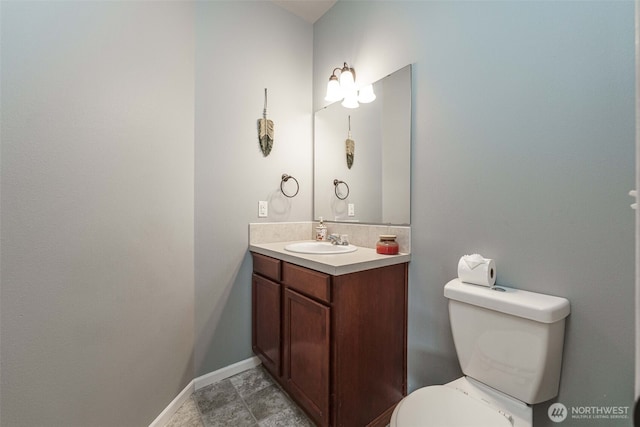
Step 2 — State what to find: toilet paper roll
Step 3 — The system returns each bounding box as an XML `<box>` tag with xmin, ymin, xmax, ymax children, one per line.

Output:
<box><xmin>457</xmin><ymin>254</ymin><xmax>496</xmax><ymax>287</ymax></box>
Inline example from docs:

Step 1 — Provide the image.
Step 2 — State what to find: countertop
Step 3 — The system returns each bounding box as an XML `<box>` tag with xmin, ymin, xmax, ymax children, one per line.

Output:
<box><xmin>249</xmin><ymin>240</ymin><xmax>411</xmax><ymax>275</ymax></box>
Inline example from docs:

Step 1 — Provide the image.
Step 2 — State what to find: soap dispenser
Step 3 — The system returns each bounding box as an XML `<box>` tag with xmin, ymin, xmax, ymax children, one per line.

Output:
<box><xmin>316</xmin><ymin>217</ymin><xmax>328</xmax><ymax>241</ymax></box>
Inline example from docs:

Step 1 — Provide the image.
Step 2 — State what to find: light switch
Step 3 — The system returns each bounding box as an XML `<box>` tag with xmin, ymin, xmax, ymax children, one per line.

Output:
<box><xmin>258</xmin><ymin>201</ymin><xmax>268</xmax><ymax>217</ymax></box>
<box><xmin>348</xmin><ymin>203</ymin><xmax>355</xmax><ymax>217</ymax></box>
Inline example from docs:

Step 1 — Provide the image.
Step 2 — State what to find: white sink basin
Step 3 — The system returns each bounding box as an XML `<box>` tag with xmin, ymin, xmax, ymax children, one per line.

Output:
<box><xmin>284</xmin><ymin>241</ymin><xmax>358</xmax><ymax>254</ymax></box>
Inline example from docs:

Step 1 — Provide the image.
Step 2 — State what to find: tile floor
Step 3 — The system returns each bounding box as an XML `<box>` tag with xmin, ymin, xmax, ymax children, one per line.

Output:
<box><xmin>164</xmin><ymin>365</ymin><xmax>314</xmax><ymax>427</ymax></box>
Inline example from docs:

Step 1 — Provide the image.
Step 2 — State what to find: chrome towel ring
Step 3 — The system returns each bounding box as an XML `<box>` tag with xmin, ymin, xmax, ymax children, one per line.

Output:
<box><xmin>281</xmin><ymin>174</ymin><xmax>299</xmax><ymax>198</ymax></box>
<box><xmin>333</xmin><ymin>179</ymin><xmax>349</xmax><ymax>200</ymax></box>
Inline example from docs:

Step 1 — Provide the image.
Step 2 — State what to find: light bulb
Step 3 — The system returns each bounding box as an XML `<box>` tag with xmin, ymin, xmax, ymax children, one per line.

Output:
<box><xmin>339</xmin><ymin>65</ymin><xmax>355</xmax><ymax>91</ymax></box>
<box><xmin>341</xmin><ymin>91</ymin><xmax>359</xmax><ymax>109</ymax></box>
<box><xmin>358</xmin><ymin>84</ymin><xmax>376</xmax><ymax>103</ymax></box>
<box><xmin>325</xmin><ymin>76</ymin><xmax>342</xmax><ymax>102</ymax></box>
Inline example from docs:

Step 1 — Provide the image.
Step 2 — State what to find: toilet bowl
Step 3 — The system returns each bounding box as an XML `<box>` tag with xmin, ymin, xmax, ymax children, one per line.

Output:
<box><xmin>391</xmin><ymin>279</ymin><xmax>570</xmax><ymax>427</ymax></box>
<box><xmin>390</xmin><ymin>377</ymin><xmax>532</xmax><ymax>427</ymax></box>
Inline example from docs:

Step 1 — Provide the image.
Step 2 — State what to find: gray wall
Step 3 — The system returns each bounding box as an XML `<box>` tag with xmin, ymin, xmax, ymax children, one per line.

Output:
<box><xmin>637</xmin><ymin>0</ymin><xmax>640</xmax><ymax>400</ymax></box>
<box><xmin>1</xmin><ymin>1</ymin><xmax>311</xmax><ymax>425</ymax></box>
<box><xmin>1</xmin><ymin>0</ymin><xmax>312</xmax><ymax>424</ymax></box>
<box><xmin>0</xmin><ymin>2</ymin><xmax>195</xmax><ymax>426</ymax></box>
<box><xmin>193</xmin><ymin>2</ymin><xmax>312</xmax><ymax>375</ymax></box>
<box><xmin>314</xmin><ymin>2</ymin><xmax>635</xmax><ymax>426</ymax></box>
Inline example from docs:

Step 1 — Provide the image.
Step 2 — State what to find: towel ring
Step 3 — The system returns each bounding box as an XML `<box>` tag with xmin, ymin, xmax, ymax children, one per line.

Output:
<box><xmin>333</xmin><ymin>179</ymin><xmax>349</xmax><ymax>200</ymax></box>
<box><xmin>281</xmin><ymin>174</ymin><xmax>299</xmax><ymax>198</ymax></box>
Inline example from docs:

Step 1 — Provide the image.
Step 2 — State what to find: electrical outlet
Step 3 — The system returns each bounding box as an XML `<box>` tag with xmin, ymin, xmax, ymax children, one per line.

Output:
<box><xmin>258</xmin><ymin>201</ymin><xmax>268</xmax><ymax>217</ymax></box>
<box><xmin>348</xmin><ymin>203</ymin><xmax>355</xmax><ymax>217</ymax></box>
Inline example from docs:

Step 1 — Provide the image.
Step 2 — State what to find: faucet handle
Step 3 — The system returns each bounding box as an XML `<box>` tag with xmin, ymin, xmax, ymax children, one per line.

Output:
<box><xmin>328</xmin><ymin>234</ymin><xmax>350</xmax><ymax>245</ymax></box>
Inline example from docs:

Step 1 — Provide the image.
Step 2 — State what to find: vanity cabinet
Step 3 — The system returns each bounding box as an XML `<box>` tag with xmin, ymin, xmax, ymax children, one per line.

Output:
<box><xmin>251</xmin><ymin>252</ymin><xmax>408</xmax><ymax>427</ymax></box>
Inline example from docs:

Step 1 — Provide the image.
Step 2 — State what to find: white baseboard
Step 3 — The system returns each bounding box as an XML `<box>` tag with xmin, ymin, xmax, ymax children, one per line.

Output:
<box><xmin>148</xmin><ymin>379</ymin><xmax>194</xmax><ymax>427</ymax></box>
<box><xmin>194</xmin><ymin>356</ymin><xmax>261</xmax><ymax>390</ymax></box>
<box><xmin>148</xmin><ymin>356</ymin><xmax>261</xmax><ymax>427</ymax></box>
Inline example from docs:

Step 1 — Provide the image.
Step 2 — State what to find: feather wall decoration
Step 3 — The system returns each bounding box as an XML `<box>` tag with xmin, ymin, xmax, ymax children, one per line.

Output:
<box><xmin>258</xmin><ymin>88</ymin><xmax>274</xmax><ymax>156</ymax></box>
<box><xmin>346</xmin><ymin>115</ymin><xmax>355</xmax><ymax>169</ymax></box>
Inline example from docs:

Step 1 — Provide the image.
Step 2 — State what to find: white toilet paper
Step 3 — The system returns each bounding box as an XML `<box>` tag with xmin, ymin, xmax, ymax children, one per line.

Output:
<box><xmin>457</xmin><ymin>254</ymin><xmax>496</xmax><ymax>287</ymax></box>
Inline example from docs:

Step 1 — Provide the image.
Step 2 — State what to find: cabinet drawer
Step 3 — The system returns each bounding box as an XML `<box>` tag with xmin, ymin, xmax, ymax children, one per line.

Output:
<box><xmin>282</xmin><ymin>263</ymin><xmax>331</xmax><ymax>304</ymax></box>
<box><xmin>252</xmin><ymin>252</ymin><xmax>281</xmax><ymax>281</ymax></box>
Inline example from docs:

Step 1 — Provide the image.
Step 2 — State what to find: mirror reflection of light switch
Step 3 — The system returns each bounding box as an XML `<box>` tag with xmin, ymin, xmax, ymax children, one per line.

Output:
<box><xmin>348</xmin><ymin>204</ymin><xmax>355</xmax><ymax>216</ymax></box>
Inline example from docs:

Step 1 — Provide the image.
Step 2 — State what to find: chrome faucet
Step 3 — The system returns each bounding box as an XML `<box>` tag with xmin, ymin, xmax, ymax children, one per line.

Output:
<box><xmin>328</xmin><ymin>234</ymin><xmax>349</xmax><ymax>246</ymax></box>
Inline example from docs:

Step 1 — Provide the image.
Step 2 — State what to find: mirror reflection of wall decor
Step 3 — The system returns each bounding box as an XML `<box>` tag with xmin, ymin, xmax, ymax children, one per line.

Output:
<box><xmin>314</xmin><ymin>65</ymin><xmax>411</xmax><ymax>225</ymax></box>
<box><xmin>257</xmin><ymin>88</ymin><xmax>274</xmax><ymax>156</ymax></box>
<box><xmin>346</xmin><ymin>116</ymin><xmax>355</xmax><ymax>169</ymax></box>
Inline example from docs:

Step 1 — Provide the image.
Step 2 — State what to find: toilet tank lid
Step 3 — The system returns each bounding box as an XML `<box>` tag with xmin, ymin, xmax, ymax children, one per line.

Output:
<box><xmin>444</xmin><ymin>279</ymin><xmax>570</xmax><ymax>323</ymax></box>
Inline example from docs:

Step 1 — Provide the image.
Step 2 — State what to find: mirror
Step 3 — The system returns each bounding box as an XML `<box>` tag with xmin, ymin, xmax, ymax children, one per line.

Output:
<box><xmin>314</xmin><ymin>64</ymin><xmax>411</xmax><ymax>225</ymax></box>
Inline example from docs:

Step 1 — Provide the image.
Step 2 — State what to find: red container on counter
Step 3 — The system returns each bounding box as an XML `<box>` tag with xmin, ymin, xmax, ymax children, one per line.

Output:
<box><xmin>376</xmin><ymin>235</ymin><xmax>399</xmax><ymax>255</ymax></box>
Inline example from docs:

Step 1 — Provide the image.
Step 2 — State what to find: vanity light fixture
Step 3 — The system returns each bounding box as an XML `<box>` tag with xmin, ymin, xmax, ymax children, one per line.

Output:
<box><xmin>324</xmin><ymin>62</ymin><xmax>376</xmax><ymax>108</ymax></box>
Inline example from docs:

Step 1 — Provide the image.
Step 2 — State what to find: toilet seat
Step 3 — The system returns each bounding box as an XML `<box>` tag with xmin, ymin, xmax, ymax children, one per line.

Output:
<box><xmin>391</xmin><ymin>385</ymin><xmax>514</xmax><ymax>427</ymax></box>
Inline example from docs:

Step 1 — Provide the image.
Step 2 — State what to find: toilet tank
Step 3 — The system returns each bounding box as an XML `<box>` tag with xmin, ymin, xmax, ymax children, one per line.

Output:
<box><xmin>444</xmin><ymin>279</ymin><xmax>570</xmax><ymax>405</ymax></box>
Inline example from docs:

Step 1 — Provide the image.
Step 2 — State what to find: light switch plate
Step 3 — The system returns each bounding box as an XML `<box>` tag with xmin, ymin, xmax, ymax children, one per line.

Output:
<box><xmin>258</xmin><ymin>201</ymin><xmax>268</xmax><ymax>217</ymax></box>
<box><xmin>348</xmin><ymin>203</ymin><xmax>355</xmax><ymax>216</ymax></box>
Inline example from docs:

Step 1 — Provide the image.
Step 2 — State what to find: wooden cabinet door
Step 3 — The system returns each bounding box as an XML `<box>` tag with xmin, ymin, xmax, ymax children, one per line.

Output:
<box><xmin>252</xmin><ymin>274</ymin><xmax>281</xmax><ymax>377</ymax></box>
<box><xmin>332</xmin><ymin>263</ymin><xmax>408</xmax><ymax>426</ymax></box>
<box><xmin>283</xmin><ymin>288</ymin><xmax>330</xmax><ymax>427</ymax></box>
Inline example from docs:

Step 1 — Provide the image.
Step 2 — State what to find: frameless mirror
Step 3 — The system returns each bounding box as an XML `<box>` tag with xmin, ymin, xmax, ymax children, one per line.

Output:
<box><xmin>314</xmin><ymin>64</ymin><xmax>411</xmax><ymax>225</ymax></box>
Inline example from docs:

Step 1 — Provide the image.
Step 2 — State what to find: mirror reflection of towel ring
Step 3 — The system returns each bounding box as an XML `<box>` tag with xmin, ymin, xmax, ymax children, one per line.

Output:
<box><xmin>281</xmin><ymin>174</ymin><xmax>299</xmax><ymax>198</ymax></box>
<box><xmin>333</xmin><ymin>179</ymin><xmax>349</xmax><ymax>200</ymax></box>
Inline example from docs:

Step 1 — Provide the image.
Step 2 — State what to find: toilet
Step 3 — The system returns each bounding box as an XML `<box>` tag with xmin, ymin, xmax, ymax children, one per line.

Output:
<box><xmin>391</xmin><ymin>278</ymin><xmax>570</xmax><ymax>427</ymax></box>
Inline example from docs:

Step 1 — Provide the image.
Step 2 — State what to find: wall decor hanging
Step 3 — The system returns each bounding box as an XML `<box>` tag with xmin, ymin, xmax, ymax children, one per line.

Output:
<box><xmin>345</xmin><ymin>115</ymin><xmax>354</xmax><ymax>169</ymax></box>
<box><xmin>258</xmin><ymin>88</ymin><xmax>274</xmax><ymax>156</ymax></box>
